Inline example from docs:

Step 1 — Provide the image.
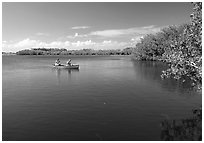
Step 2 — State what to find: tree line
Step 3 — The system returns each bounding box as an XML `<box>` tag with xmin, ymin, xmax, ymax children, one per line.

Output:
<box><xmin>133</xmin><ymin>3</ymin><xmax>201</xmax><ymax>140</ymax></box>
<box><xmin>16</xmin><ymin>47</ymin><xmax>134</xmax><ymax>56</ymax></box>
<box><xmin>133</xmin><ymin>2</ymin><xmax>202</xmax><ymax>90</ymax></box>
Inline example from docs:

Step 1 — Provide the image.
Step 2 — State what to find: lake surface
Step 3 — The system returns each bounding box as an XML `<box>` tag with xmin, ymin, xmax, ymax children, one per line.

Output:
<box><xmin>2</xmin><ymin>55</ymin><xmax>201</xmax><ymax>141</ymax></box>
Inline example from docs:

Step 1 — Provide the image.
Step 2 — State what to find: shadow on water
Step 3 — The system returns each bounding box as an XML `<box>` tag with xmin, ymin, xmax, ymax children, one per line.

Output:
<box><xmin>160</xmin><ymin>107</ymin><xmax>202</xmax><ymax>141</ymax></box>
<box><xmin>131</xmin><ymin>61</ymin><xmax>202</xmax><ymax>140</ymax></box>
<box><xmin>131</xmin><ymin>60</ymin><xmax>198</xmax><ymax>95</ymax></box>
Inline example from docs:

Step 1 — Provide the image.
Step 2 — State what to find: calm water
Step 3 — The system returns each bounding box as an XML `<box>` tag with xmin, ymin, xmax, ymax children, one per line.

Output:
<box><xmin>2</xmin><ymin>55</ymin><xmax>201</xmax><ymax>141</ymax></box>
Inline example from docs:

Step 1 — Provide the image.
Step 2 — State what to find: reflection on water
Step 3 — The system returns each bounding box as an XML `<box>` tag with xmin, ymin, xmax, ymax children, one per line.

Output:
<box><xmin>132</xmin><ymin>60</ymin><xmax>202</xmax><ymax>141</ymax></box>
<box><xmin>51</xmin><ymin>68</ymin><xmax>79</xmax><ymax>83</ymax></box>
<box><xmin>132</xmin><ymin>60</ymin><xmax>199</xmax><ymax>95</ymax></box>
<box><xmin>2</xmin><ymin>55</ymin><xmax>201</xmax><ymax>141</ymax></box>
<box><xmin>160</xmin><ymin>107</ymin><xmax>202</xmax><ymax>141</ymax></box>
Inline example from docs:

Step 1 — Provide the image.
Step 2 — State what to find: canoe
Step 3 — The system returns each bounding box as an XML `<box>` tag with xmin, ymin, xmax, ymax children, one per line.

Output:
<box><xmin>53</xmin><ymin>64</ymin><xmax>79</xmax><ymax>69</ymax></box>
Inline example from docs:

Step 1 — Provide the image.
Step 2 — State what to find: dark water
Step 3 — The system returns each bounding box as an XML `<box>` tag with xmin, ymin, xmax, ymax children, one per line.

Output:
<box><xmin>2</xmin><ymin>55</ymin><xmax>201</xmax><ymax>141</ymax></box>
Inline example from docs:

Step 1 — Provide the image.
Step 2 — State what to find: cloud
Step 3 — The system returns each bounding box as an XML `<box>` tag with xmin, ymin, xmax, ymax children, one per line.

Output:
<box><xmin>71</xmin><ymin>26</ymin><xmax>90</xmax><ymax>29</ymax></box>
<box><xmin>67</xmin><ymin>33</ymin><xmax>88</xmax><ymax>39</ymax></box>
<box><xmin>71</xmin><ymin>40</ymin><xmax>96</xmax><ymax>47</ymax></box>
<box><xmin>74</xmin><ymin>33</ymin><xmax>79</xmax><ymax>37</ymax></box>
<box><xmin>90</xmin><ymin>30</ymin><xmax>123</xmax><ymax>37</ymax></box>
<box><xmin>2</xmin><ymin>41</ymin><xmax>7</xmax><ymax>49</ymax></box>
<box><xmin>2</xmin><ymin>38</ymin><xmax>130</xmax><ymax>52</ymax></box>
<box><xmin>102</xmin><ymin>40</ymin><xmax>112</xmax><ymax>44</ymax></box>
<box><xmin>89</xmin><ymin>25</ymin><xmax>161</xmax><ymax>37</ymax></box>
<box><xmin>36</xmin><ymin>32</ymin><xmax>49</xmax><ymax>36</ymax></box>
<box><xmin>3</xmin><ymin>38</ymin><xmax>36</xmax><ymax>52</ymax></box>
<box><xmin>14</xmin><ymin>38</ymin><xmax>39</xmax><ymax>48</ymax></box>
<box><xmin>99</xmin><ymin>41</ymin><xmax>128</xmax><ymax>48</ymax></box>
<box><xmin>2</xmin><ymin>25</ymin><xmax>164</xmax><ymax>52</ymax></box>
<box><xmin>129</xmin><ymin>35</ymin><xmax>145</xmax><ymax>46</ymax></box>
<box><xmin>70</xmin><ymin>40</ymin><xmax>128</xmax><ymax>50</ymax></box>
<box><xmin>32</xmin><ymin>40</ymin><xmax>71</xmax><ymax>48</ymax></box>
<box><xmin>2</xmin><ymin>38</ymin><xmax>72</xmax><ymax>52</ymax></box>
<box><xmin>142</xmin><ymin>25</ymin><xmax>155</xmax><ymax>29</ymax></box>
<box><xmin>131</xmin><ymin>36</ymin><xmax>144</xmax><ymax>42</ymax></box>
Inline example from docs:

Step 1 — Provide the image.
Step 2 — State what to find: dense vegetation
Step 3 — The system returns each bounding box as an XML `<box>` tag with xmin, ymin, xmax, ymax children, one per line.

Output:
<box><xmin>132</xmin><ymin>3</ymin><xmax>202</xmax><ymax>141</ymax></box>
<box><xmin>2</xmin><ymin>52</ymin><xmax>16</xmax><ymax>55</ymax></box>
<box><xmin>133</xmin><ymin>2</ymin><xmax>202</xmax><ymax>90</ymax></box>
<box><xmin>16</xmin><ymin>47</ymin><xmax>134</xmax><ymax>56</ymax></box>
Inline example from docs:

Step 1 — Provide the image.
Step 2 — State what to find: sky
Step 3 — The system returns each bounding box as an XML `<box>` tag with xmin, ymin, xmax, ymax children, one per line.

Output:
<box><xmin>2</xmin><ymin>2</ymin><xmax>193</xmax><ymax>52</ymax></box>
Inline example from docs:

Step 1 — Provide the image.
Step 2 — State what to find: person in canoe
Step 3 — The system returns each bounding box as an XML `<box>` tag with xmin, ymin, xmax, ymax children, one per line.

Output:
<box><xmin>66</xmin><ymin>59</ymin><xmax>72</xmax><ymax>66</ymax></box>
<box><xmin>55</xmin><ymin>58</ymin><xmax>61</xmax><ymax>66</ymax></box>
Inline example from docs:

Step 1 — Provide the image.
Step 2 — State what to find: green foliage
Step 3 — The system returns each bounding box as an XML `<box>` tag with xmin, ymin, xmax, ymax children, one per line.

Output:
<box><xmin>133</xmin><ymin>2</ymin><xmax>202</xmax><ymax>89</ymax></box>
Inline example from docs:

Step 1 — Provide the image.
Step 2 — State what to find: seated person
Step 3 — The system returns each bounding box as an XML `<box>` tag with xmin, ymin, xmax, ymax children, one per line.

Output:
<box><xmin>66</xmin><ymin>59</ymin><xmax>72</xmax><ymax>66</ymax></box>
<box><xmin>55</xmin><ymin>59</ymin><xmax>61</xmax><ymax>66</ymax></box>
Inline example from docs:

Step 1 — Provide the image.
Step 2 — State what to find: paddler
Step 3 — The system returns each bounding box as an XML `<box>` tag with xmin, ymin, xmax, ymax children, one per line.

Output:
<box><xmin>55</xmin><ymin>58</ymin><xmax>61</xmax><ymax>66</ymax></box>
<box><xmin>66</xmin><ymin>59</ymin><xmax>72</xmax><ymax>66</ymax></box>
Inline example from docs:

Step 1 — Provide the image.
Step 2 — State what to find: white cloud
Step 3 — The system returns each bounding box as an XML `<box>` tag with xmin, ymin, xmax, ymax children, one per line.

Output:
<box><xmin>89</xmin><ymin>25</ymin><xmax>161</xmax><ymax>37</ymax></box>
<box><xmin>64</xmin><ymin>41</ymin><xmax>71</xmax><ymax>46</ymax></box>
<box><xmin>2</xmin><ymin>38</ymin><xmax>72</xmax><ymax>52</ymax></box>
<box><xmin>67</xmin><ymin>33</ymin><xmax>88</xmax><ymax>39</ymax></box>
<box><xmin>131</xmin><ymin>36</ymin><xmax>144</xmax><ymax>42</ymax></box>
<box><xmin>71</xmin><ymin>40</ymin><xmax>96</xmax><ymax>47</ymax></box>
<box><xmin>70</xmin><ymin>40</ymin><xmax>128</xmax><ymax>50</ymax></box>
<box><xmin>103</xmin><ymin>41</ymin><xmax>127</xmax><ymax>47</ymax></box>
<box><xmin>2</xmin><ymin>38</ymin><xmax>131</xmax><ymax>52</ymax></box>
<box><xmin>129</xmin><ymin>36</ymin><xmax>145</xmax><ymax>46</ymax></box>
<box><xmin>71</xmin><ymin>26</ymin><xmax>90</xmax><ymax>29</ymax></box>
<box><xmin>3</xmin><ymin>25</ymin><xmax>165</xmax><ymax>52</ymax></box>
<box><xmin>74</xmin><ymin>33</ymin><xmax>79</xmax><ymax>37</ymax></box>
<box><xmin>14</xmin><ymin>38</ymin><xmax>38</xmax><ymax>48</ymax></box>
<box><xmin>2</xmin><ymin>41</ymin><xmax>7</xmax><ymax>50</ymax></box>
<box><xmin>142</xmin><ymin>25</ymin><xmax>155</xmax><ymax>29</ymax></box>
<box><xmin>102</xmin><ymin>40</ymin><xmax>112</xmax><ymax>44</ymax></box>
<box><xmin>33</xmin><ymin>41</ymin><xmax>71</xmax><ymax>48</ymax></box>
<box><xmin>3</xmin><ymin>38</ymin><xmax>36</xmax><ymax>52</ymax></box>
<box><xmin>90</xmin><ymin>30</ymin><xmax>123</xmax><ymax>37</ymax></box>
<box><xmin>96</xmin><ymin>41</ymin><xmax>128</xmax><ymax>50</ymax></box>
<box><xmin>36</xmin><ymin>32</ymin><xmax>49</xmax><ymax>36</ymax></box>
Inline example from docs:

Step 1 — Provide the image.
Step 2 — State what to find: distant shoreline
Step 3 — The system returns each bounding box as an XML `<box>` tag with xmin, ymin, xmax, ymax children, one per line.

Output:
<box><xmin>2</xmin><ymin>52</ymin><xmax>16</xmax><ymax>56</ymax></box>
<box><xmin>2</xmin><ymin>54</ymin><xmax>132</xmax><ymax>57</ymax></box>
<box><xmin>10</xmin><ymin>47</ymin><xmax>134</xmax><ymax>56</ymax></box>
